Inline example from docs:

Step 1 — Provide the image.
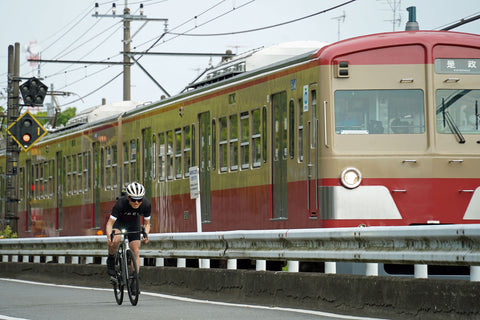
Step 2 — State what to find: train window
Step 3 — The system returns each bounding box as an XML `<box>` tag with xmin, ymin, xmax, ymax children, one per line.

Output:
<box><xmin>219</xmin><ymin>117</ymin><xmax>228</xmax><ymax>172</ymax></box>
<box><xmin>123</xmin><ymin>142</ymin><xmax>129</xmax><ymax>184</ymax></box>
<box><xmin>212</xmin><ymin>119</ymin><xmax>217</xmax><ymax>170</ymax></box>
<box><xmin>298</xmin><ymin>98</ymin><xmax>304</xmax><ymax>162</ymax></box>
<box><xmin>240</xmin><ymin>112</ymin><xmax>249</xmax><ymax>169</ymax></box>
<box><xmin>184</xmin><ymin>125</ymin><xmax>191</xmax><ymax>177</ymax></box>
<box><xmin>334</xmin><ymin>90</ymin><xmax>425</xmax><ymax>134</ymax></box>
<box><xmin>230</xmin><ymin>114</ymin><xmax>239</xmax><ymax>171</ymax></box>
<box><xmin>251</xmin><ymin>109</ymin><xmax>261</xmax><ymax>168</ymax></box>
<box><xmin>311</xmin><ymin>90</ymin><xmax>317</xmax><ymax>148</ymax></box>
<box><xmin>166</xmin><ymin>130</ymin><xmax>174</xmax><ymax>180</ymax></box>
<box><xmin>152</xmin><ymin>135</ymin><xmax>157</xmax><ymax>180</ymax></box>
<box><xmin>289</xmin><ymin>100</ymin><xmax>295</xmax><ymax>159</ymax></box>
<box><xmin>175</xmin><ymin>128</ymin><xmax>182</xmax><ymax>179</ymax></box>
<box><xmin>73</xmin><ymin>154</ymin><xmax>78</xmax><ymax>194</ymax></box>
<box><xmin>106</xmin><ymin>147</ymin><xmax>111</xmax><ymax>190</ymax></box>
<box><xmin>435</xmin><ymin>89</ymin><xmax>480</xmax><ymax>135</ymax></box>
<box><xmin>158</xmin><ymin>132</ymin><xmax>165</xmax><ymax>181</ymax></box>
<box><xmin>78</xmin><ymin>154</ymin><xmax>83</xmax><ymax>194</ymax></box>
<box><xmin>112</xmin><ymin>146</ymin><xmax>118</xmax><ymax>189</ymax></box>
<box><xmin>85</xmin><ymin>152</ymin><xmax>90</xmax><ymax>192</ymax></box>
<box><xmin>66</xmin><ymin>156</ymin><xmax>71</xmax><ymax>196</ymax></box>
<box><xmin>192</xmin><ymin>124</ymin><xmax>196</xmax><ymax>167</ymax></box>
<box><xmin>262</xmin><ymin>106</ymin><xmax>267</xmax><ymax>163</ymax></box>
<box><xmin>130</xmin><ymin>140</ymin><xmax>137</xmax><ymax>182</ymax></box>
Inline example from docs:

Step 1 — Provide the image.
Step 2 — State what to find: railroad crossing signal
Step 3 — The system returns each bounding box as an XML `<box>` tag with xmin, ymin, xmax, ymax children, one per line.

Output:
<box><xmin>7</xmin><ymin>111</ymin><xmax>47</xmax><ymax>151</ymax></box>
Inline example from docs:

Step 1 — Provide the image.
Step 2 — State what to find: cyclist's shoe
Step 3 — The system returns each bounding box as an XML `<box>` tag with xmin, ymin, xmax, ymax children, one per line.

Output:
<box><xmin>107</xmin><ymin>256</ymin><xmax>116</xmax><ymax>276</ymax></box>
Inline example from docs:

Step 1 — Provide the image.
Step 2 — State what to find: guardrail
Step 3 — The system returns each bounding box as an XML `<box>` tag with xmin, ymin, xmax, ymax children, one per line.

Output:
<box><xmin>1</xmin><ymin>224</ymin><xmax>480</xmax><ymax>281</ymax></box>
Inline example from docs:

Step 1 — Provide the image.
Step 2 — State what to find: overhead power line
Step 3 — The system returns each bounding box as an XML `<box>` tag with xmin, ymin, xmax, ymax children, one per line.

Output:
<box><xmin>166</xmin><ymin>0</ymin><xmax>356</xmax><ymax>37</ymax></box>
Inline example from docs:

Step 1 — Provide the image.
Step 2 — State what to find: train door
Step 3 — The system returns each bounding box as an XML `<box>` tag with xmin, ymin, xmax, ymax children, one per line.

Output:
<box><xmin>198</xmin><ymin>112</ymin><xmax>211</xmax><ymax>223</ymax></box>
<box><xmin>306</xmin><ymin>86</ymin><xmax>318</xmax><ymax>215</ymax></box>
<box><xmin>272</xmin><ymin>91</ymin><xmax>288</xmax><ymax>219</ymax></box>
<box><xmin>91</xmin><ymin>143</ymin><xmax>100</xmax><ymax>229</ymax></box>
<box><xmin>142</xmin><ymin>127</ymin><xmax>152</xmax><ymax>201</ymax></box>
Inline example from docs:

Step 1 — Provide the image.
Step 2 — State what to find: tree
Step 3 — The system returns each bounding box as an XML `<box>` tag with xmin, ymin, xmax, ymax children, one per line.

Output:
<box><xmin>35</xmin><ymin>107</ymin><xmax>76</xmax><ymax>128</ymax></box>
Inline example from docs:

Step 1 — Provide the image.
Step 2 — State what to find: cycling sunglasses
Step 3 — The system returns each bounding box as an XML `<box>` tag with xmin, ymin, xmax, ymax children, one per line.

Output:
<box><xmin>129</xmin><ymin>197</ymin><xmax>143</xmax><ymax>203</ymax></box>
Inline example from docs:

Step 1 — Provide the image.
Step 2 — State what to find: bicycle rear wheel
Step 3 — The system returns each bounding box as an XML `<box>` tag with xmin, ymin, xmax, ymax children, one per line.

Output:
<box><xmin>113</xmin><ymin>254</ymin><xmax>124</xmax><ymax>305</ymax></box>
<box><xmin>126</xmin><ymin>249</ymin><xmax>140</xmax><ymax>306</ymax></box>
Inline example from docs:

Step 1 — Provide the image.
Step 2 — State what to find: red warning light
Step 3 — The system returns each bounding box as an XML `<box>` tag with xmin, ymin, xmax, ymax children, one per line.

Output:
<box><xmin>22</xmin><ymin>133</ymin><xmax>32</xmax><ymax>142</ymax></box>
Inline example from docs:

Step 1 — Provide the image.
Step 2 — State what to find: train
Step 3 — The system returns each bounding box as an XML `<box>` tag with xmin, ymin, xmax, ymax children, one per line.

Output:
<box><xmin>1</xmin><ymin>27</ymin><xmax>480</xmax><ymax>238</ymax></box>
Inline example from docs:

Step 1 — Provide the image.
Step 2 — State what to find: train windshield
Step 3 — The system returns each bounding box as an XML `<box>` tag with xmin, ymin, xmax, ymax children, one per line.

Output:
<box><xmin>334</xmin><ymin>89</ymin><xmax>425</xmax><ymax>135</ymax></box>
<box><xmin>436</xmin><ymin>89</ymin><xmax>480</xmax><ymax>135</ymax></box>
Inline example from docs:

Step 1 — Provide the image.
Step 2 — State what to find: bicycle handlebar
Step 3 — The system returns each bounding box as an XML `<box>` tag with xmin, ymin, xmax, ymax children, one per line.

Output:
<box><xmin>110</xmin><ymin>226</ymin><xmax>147</xmax><ymax>242</ymax></box>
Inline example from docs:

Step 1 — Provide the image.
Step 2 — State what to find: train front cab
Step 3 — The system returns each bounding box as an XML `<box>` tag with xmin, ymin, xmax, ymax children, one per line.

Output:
<box><xmin>319</xmin><ymin>31</ymin><xmax>480</xmax><ymax>228</ymax></box>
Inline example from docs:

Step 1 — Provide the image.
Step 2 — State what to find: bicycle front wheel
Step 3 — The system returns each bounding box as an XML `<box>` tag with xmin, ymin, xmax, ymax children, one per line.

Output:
<box><xmin>126</xmin><ymin>249</ymin><xmax>140</xmax><ymax>306</ymax></box>
<box><xmin>113</xmin><ymin>254</ymin><xmax>124</xmax><ymax>305</ymax></box>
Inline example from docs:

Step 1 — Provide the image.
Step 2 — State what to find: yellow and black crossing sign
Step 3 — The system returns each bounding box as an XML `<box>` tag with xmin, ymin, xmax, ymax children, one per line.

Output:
<box><xmin>7</xmin><ymin>111</ymin><xmax>47</xmax><ymax>152</ymax></box>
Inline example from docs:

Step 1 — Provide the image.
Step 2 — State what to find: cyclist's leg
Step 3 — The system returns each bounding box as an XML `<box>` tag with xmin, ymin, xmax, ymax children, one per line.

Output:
<box><xmin>129</xmin><ymin>240</ymin><xmax>141</xmax><ymax>273</ymax></box>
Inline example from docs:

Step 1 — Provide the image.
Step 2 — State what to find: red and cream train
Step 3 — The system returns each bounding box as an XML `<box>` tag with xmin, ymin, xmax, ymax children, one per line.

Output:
<box><xmin>1</xmin><ymin>28</ymin><xmax>480</xmax><ymax>237</ymax></box>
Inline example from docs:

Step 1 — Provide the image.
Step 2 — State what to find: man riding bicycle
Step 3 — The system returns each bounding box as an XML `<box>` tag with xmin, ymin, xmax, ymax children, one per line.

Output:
<box><xmin>106</xmin><ymin>182</ymin><xmax>151</xmax><ymax>276</ymax></box>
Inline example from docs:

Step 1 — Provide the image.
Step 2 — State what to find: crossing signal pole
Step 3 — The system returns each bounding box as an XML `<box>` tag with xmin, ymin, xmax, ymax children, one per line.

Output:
<box><xmin>4</xmin><ymin>43</ymin><xmax>21</xmax><ymax>233</ymax></box>
<box><xmin>4</xmin><ymin>44</ymin><xmax>49</xmax><ymax>234</ymax></box>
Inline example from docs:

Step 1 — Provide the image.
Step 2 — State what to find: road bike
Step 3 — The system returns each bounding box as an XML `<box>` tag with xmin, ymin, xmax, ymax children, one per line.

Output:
<box><xmin>109</xmin><ymin>228</ymin><xmax>146</xmax><ymax>306</ymax></box>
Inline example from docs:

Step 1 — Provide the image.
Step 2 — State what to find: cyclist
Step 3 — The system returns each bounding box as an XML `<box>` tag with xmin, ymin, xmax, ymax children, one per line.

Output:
<box><xmin>106</xmin><ymin>182</ymin><xmax>151</xmax><ymax>276</ymax></box>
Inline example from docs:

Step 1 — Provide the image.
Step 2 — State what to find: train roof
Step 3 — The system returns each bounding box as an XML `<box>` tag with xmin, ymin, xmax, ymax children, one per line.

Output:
<box><xmin>186</xmin><ymin>41</ymin><xmax>329</xmax><ymax>90</ymax></box>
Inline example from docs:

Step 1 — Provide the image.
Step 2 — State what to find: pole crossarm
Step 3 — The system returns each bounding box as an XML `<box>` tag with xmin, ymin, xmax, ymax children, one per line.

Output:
<box><xmin>126</xmin><ymin>52</ymin><xmax>236</xmax><ymax>57</ymax></box>
<box><xmin>27</xmin><ymin>59</ymin><xmax>131</xmax><ymax>65</ymax></box>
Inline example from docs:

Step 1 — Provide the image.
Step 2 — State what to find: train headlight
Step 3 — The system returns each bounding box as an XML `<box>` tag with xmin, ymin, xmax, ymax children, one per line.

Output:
<box><xmin>341</xmin><ymin>167</ymin><xmax>362</xmax><ymax>189</ymax></box>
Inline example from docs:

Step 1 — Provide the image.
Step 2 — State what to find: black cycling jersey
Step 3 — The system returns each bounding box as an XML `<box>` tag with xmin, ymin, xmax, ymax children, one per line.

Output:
<box><xmin>110</xmin><ymin>195</ymin><xmax>151</xmax><ymax>241</ymax></box>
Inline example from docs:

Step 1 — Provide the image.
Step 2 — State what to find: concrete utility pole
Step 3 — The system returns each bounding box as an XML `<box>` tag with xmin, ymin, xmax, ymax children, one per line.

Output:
<box><xmin>4</xmin><ymin>43</ymin><xmax>21</xmax><ymax>233</ymax></box>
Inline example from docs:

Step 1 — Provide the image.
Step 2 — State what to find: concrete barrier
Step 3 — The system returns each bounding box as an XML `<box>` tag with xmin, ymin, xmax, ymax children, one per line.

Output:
<box><xmin>1</xmin><ymin>262</ymin><xmax>479</xmax><ymax>320</ymax></box>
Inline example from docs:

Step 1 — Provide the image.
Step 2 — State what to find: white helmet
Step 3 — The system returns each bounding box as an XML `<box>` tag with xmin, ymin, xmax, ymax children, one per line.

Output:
<box><xmin>126</xmin><ymin>182</ymin><xmax>145</xmax><ymax>199</ymax></box>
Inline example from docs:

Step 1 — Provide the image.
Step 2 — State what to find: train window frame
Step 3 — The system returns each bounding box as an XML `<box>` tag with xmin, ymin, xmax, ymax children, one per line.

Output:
<box><xmin>230</xmin><ymin>114</ymin><xmax>239</xmax><ymax>171</ymax></box>
<box><xmin>219</xmin><ymin>116</ymin><xmax>228</xmax><ymax>173</ymax></box>
<box><xmin>251</xmin><ymin>108</ymin><xmax>261</xmax><ymax>168</ymax></box>
<box><xmin>212</xmin><ymin>119</ymin><xmax>217</xmax><ymax>171</ymax></box>
<box><xmin>123</xmin><ymin>142</ymin><xmax>129</xmax><ymax>185</ymax></box>
<box><xmin>298</xmin><ymin>98</ymin><xmax>304</xmax><ymax>163</ymax></box>
<box><xmin>158</xmin><ymin>132</ymin><xmax>166</xmax><ymax>181</ymax></box>
<box><xmin>175</xmin><ymin>128</ymin><xmax>182</xmax><ymax>179</ymax></box>
<box><xmin>166</xmin><ymin>130</ymin><xmax>174</xmax><ymax>180</ymax></box>
<box><xmin>66</xmin><ymin>156</ymin><xmax>71</xmax><ymax>196</ymax></box>
<box><xmin>152</xmin><ymin>134</ymin><xmax>157</xmax><ymax>180</ymax></box>
<box><xmin>288</xmin><ymin>99</ymin><xmax>295</xmax><ymax>159</ymax></box>
<box><xmin>240</xmin><ymin>111</ymin><xmax>250</xmax><ymax>170</ymax></box>
<box><xmin>72</xmin><ymin>154</ymin><xmax>78</xmax><ymax>195</ymax></box>
<box><xmin>262</xmin><ymin>106</ymin><xmax>267</xmax><ymax>164</ymax></box>
<box><xmin>112</xmin><ymin>145</ymin><xmax>118</xmax><ymax>189</ymax></box>
<box><xmin>78</xmin><ymin>153</ymin><xmax>83</xmax><ymax>194</ymax></box>
<box><xmin>85</xmin><ymin>152</ymin><xmax>90</xmax><ymax>193</ymax></box>
<box><xmin>105</xmin><ymin>146</ymin><xmax>111</xmax><ymax>190</ymax></box>
<box><xmin>183</xmin><ymin>125</ymin><xmax>191</xmax><ymax>178</ymax></box>
<box><xmin>130</xmin><ymin>139</ymin><xmax>137</xmax><ymax>182</ymax></box>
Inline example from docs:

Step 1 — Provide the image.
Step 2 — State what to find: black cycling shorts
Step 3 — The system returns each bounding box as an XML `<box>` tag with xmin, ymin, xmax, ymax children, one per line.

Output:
<box><xmin>112</xmin><ymin>220</ymin><xmax>141</xmax><ymax>242</ymax></box>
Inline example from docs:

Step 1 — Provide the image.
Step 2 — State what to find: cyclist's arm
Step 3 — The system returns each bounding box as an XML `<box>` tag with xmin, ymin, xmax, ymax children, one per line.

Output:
<box><xmin>106</xmin><ymin>217</ymin><xmax>116</xmax><ymax>244</ymax></box>
<box><xmin>143</xmin><ymin>217</ymin><xmax>151</xmax><ymax>243</ymax></box>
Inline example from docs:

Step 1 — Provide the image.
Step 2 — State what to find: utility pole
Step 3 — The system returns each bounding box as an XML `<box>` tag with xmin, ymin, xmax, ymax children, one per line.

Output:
<box><xmin>93</xmin><ymin>1</ymin><xmax>168</xmax><ymax>101</ymax></box>
<box><xmin>4</xmin><ymin>43</ymin><xmax>21</xmax><ymax>233</ymax></box>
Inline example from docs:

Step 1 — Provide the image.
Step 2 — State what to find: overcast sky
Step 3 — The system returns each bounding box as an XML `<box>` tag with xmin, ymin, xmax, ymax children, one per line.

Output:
<box><xmin>1</xmin><ymin>0</ymin><xmax>479</xmax><ymax>112</ymax></box>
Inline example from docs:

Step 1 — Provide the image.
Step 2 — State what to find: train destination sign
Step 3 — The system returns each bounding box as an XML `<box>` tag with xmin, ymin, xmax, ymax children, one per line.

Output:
<box><xmin>435</xmin><ymin>58</ymin><xmax>480</xmax><ymax>74</ymax></box>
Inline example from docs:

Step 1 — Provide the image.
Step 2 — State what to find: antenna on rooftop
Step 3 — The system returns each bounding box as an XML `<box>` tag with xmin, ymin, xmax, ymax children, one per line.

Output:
<box><xmin>331</xmin><ymin>11</ymin><xmax>346</xmax><ymax>41</ymax></box>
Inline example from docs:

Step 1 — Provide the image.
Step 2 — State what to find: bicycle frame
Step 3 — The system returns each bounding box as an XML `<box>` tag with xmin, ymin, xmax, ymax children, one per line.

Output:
<box><xmin>110</xmin><ymin>229</ymin><xmax>142</xmax><ymax>306</ymax></box>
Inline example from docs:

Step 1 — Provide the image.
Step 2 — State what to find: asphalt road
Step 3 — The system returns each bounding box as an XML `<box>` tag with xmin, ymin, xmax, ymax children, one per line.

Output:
<box><xmin>0</xmin><ymin>278</ymin><xmax>389</xmax><ymax>320</ymax></box>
